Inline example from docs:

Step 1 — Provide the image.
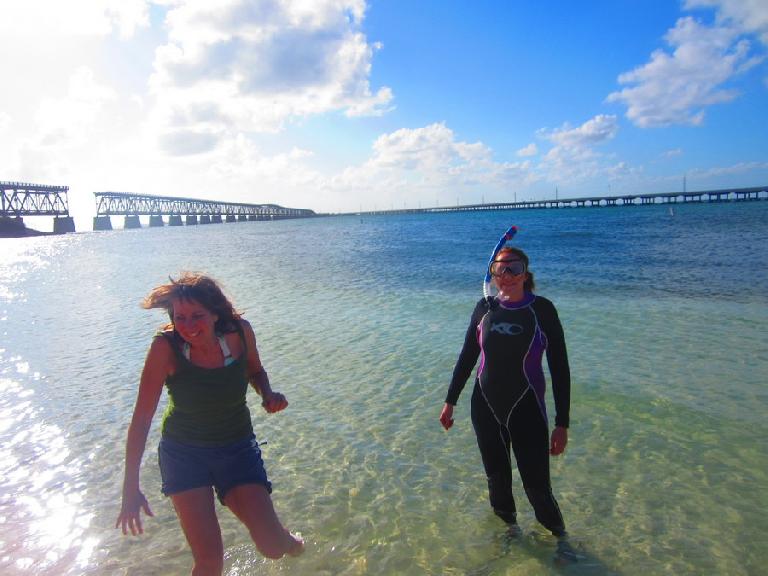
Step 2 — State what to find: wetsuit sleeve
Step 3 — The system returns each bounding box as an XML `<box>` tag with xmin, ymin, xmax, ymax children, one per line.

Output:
<box><xmin>538</xmin><ymin>298</ymin><xmax>571</xmax><ymax>428</ymax></box>
<box><xmin>445</xmin><ymin>300</ymin><xmax>487</xmax><ymax>405</ymax></box>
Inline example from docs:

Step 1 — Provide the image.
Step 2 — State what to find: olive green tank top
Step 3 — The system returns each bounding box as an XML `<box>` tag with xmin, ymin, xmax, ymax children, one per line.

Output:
<box><xmin>160</xmin><ymin>330</ymin><xmax>253</xmax><ymax>446</ymax></box>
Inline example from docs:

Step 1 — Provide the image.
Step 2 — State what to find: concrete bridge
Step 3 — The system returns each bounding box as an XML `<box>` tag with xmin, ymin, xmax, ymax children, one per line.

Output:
<box><xmin>93</xmin><ymin>191</ymin><xmax>316</xmax><ymax>230</ymax></box>
<box><xmin>343</xmin><ymin>185</ymin><xmax>768</xmax><ymax>216</ymax></box>
<box><xmin>0</xmin><ymin>181</ymin><xmax>76</xmax><ymax>236</ymax></box>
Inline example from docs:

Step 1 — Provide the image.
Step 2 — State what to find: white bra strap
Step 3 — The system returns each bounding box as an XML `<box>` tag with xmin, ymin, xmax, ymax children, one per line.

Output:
<box><xmin>218</xmin><ymin>335</ymin><xmax>233</xmax><ymax>364</ymax></box>
<box><xmin>182</xmin><ymin>336</ymin><xmax>233</xmax><ymax>366</ymax></box>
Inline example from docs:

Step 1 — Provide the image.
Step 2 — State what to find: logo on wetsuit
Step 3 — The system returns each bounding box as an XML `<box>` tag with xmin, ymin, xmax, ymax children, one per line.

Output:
<box><xmin>490</xmin><ymin>322</ymin><xmax>523</xmax><ymax>336</ymax></box>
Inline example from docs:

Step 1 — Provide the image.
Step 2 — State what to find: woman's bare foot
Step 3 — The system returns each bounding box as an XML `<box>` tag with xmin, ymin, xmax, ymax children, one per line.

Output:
<box><xmin>286</xmin><ymin>531</ymin><xmax>304</xmax><ymax>557</ymax></box>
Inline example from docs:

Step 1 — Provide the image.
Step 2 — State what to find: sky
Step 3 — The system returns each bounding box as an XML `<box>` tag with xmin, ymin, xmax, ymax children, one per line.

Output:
<box><xmin>1</xmin><ymin>0</ymin><xmax>767</xmax><ymax>228</ymax></box>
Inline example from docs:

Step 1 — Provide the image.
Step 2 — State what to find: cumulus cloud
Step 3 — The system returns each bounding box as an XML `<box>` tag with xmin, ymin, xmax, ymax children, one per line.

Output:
<box><xmin>688</xmin><ymin>160</ymin><xmax>768</xmax><ymax>178</ymax></box>
<box><xmin>149</xmin><ymin>0</ymin><xmax>392</xmax><ymax>154</ymax></box>
<box><xmin>298</xmin><ymin>123</ymin><xmax>535</xmax><ymax>209</ymax></box>
<box><xmin>362</xmin><ymin>124</ymin><xmax>530</xmax><ymax>184</ymax></box>
<box><xmin>32</xmin><ymin>67</ymin><xmax>117</xmax><ymax>148</ymax></box>
<box><xmin>541</xmin><ymin>114</ymin><xmax>619</xmax><ymax>149</ymax></box>
<box><xmin>537</xmin><ymin>115</ymin><xmax>620</xmax><ymax>182</ymax></box>
<box><xmin>207</xmin><ymin>135</ymin><xmax>318</xmax><ymax>187</ymax></box>
<box><xmin>604</xmin><ymin>161</ymin><xmax>638</xmax><ymax>179</ymax></box>
<box><xmin>516</xmin><ymin>143</ymin><xmax>538</xmax><ymax>157</ymax></box>
<box><xmin>0</xmin><ymin>0</ymin><xmax>149</xmax><ymax>38</ymax></box>
<box><xmin>686</xmin><ymin>0</ymin><xmax>768</xmax><ymax>44</ymax></box>
<box><xmin>607</xmin><ymin>16</ymin><xmax>764</xmax><ymax>127</ymax></box>
<box><xmin>11</xmin><ymin>67</ymin><xmax>118</xmax><ymax>180</ymax></box>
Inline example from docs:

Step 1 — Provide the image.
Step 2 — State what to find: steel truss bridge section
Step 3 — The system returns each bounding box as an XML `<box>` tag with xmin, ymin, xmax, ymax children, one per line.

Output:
<box><xmin>94</xmin><ymin>191</ymin><xmax>315</xmax><ymax>219</ymax></box>
<box><xmin>1</xmin><ymin>181</ymin><xmax>70</xmax><ymax>217</ymax></box>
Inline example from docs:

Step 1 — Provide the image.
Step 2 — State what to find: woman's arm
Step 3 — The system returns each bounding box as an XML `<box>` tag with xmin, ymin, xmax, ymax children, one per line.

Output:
<box><xmin>240</xmin><ymin>319</ymin><xmax>288</xmax><ymax>413</ymax></box>
<box><xmin>537</xmin><ymin>298</ymin><xmax>571</xmax><ymax>436</ymax></box>
<box><xmin>441</xmin><ymin>300</ymin><xmax>486</xmax><ymax>431</ymax></box>
<box><xmin>444</xmin><ymin>300</ymin><xmax>486</xmax><ymax>407</ymax></box>
<box><xmin>537</xmin><ymin>298</ymin><xmax>571</xmax><ymax>455</ymax></box>
<box><xmin>116</xmin><ymin>335</ymin><xmax>172</xmax><ymax>535</ymax></box>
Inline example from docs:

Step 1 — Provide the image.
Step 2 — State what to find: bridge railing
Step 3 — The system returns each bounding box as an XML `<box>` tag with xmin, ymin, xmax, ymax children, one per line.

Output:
<box><xmin>1</xmin><ymin>181</ymin><xmax>70</xmax><ymax>217</ymax></box>
<box><xmin>343</xmin><ymin>185</ymin><xmax>767</xmax><ymax>216</ymax></box>
<box><xmin>93</xmin><ymin>191</ymin><xmax>315</xmax><ymax>218</ymax></box>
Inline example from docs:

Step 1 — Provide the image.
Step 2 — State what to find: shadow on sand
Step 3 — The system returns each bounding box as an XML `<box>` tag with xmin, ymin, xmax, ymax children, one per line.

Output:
<box><xmin>464</xmin><ymin>527</ymin><xmax>624</xmax><ymax>576</ymax></box>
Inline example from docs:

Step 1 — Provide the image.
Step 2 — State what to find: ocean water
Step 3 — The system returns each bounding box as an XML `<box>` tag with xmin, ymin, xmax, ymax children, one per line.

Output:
<box><xmin>1</xmin><ymin>202</ymin><xmax>766</xmax><ymax>575</ymax></box>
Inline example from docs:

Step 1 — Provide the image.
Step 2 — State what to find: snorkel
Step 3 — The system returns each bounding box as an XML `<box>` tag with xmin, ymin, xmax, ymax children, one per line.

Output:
<box><xmin>483</xmin><ymin>225</ymin><xmax>519</xmax><ymax>303</ymax></box>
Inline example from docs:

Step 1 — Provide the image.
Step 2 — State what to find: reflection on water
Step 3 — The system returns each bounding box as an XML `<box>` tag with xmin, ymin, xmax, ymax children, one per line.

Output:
<box><xmin>0</xmin><ymin>374</ymin><xmax>96</xmax><ymax>575</ymax></box>
<box><xmin>0</xmin><ymin>204</ymin><xmax>766</xmax><ymax>575</ymax></box>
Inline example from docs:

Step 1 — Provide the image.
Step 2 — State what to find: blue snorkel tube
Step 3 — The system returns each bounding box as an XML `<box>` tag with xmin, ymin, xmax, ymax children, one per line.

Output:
<box><xmin>483</xmin><ymin>225</ymin><xmax>519</xmax><ymax>303</ymax></box>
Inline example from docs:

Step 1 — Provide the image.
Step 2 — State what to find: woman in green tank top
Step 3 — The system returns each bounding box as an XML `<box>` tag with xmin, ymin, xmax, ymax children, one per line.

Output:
<box><xmin>116</xmin><ymin>273</ymin><xmax>304</xmax><ymax>573</ymax></box>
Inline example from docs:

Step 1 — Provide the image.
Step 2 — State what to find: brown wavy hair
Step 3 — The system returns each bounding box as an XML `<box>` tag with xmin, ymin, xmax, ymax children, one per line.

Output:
<box><xmin>494</xmin><ymin>246</ymin><xmax>535</xmax><ymax>292</ymax></box>
<box><xmin>142</xmin><ymin>272</ymin><xmax>241</xmax><ymax>333</ymax></box>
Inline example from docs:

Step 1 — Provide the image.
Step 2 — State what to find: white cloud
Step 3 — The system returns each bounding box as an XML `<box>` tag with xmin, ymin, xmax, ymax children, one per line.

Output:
<box><xmin>148</xmin><ymin>0</ymin><xmax>392</xmax><ymax>154</ymax></box>
<box><xmin>125</xmin><ymin>122</ymin><xmax>538</xmax><ymax>211</ymax></box>
<box><xmin>32</xmin><ymin>68</ymin><xmax>117</xmax><ymax>148</ymax></box>
<box><xmin>686</xmin><ymin>0</ymin><xmax>768</xmax><ymax>44</ymax></box>
<box><xmin>207</xmin><ymin>135</ymin><xmax>319</xmax><ymax>188</ymax></box>
<box><xmin>663</xmin><ymin>148</ymin><xmax>684</xmax><ymax>158</ymax></box>
<box><xmin>516</xmin><ymin>143</ymin><xmax>538</xmax><ymax>157</ymax></box>
<box><xmin>537</xmin><ymin>115</ymin><xmax>620</xmax><ymax>183</ymax></box>
<box><xmin>607</xmin><ymin>16</ymin><xmax>764</xmax><ymax>127</ymax></box>
<box><xmin>604</xmin><ymin>161</ymin><xmax>639</xmax><ymax>179</ymax></box>
<box><xmin>325</xmin><ymin>123</ymin><xmax>536</xmax><ymax>206</ymax></box>
<box><xmin>688</xmin><ymin>160</ymin><xmax>768</xmax><ymax>178</ymax></box>
<box><xmin>541</xmin><ymin>114</ymin><xmax>619</xmax><ymax>149</ymax></box>
<box><xmin>0</xmin><ymin>0</ymin><xmax>149</xmax><ymax>38</ymax></box>
<box><xmin>9</xmin><ymin>67</ymin><xmax>119</xmax><ymax>181</ymax></box>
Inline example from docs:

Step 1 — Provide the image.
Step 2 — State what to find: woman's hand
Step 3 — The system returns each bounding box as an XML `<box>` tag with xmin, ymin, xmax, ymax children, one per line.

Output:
<box><xmin>550</xmin><ymin>426</ymin><xmax>568</xmax><ymax>455</ymax></box>
<box><xmin>262</xmin><ymin>390</ymin><xmax>288</xmax><ymax>413</ymax></box>
<box><xmin>116</xmin><ymin>489</ymin><xmax>154</xmax><ymax>536</ymax></box>
<box><xmin>439</xmin><ymin>403</ymin><xmax>455</xmax><ymax>430</ymax></box>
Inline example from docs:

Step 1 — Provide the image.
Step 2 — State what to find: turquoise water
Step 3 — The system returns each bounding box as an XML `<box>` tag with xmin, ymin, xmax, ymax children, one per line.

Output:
<box><xmin>1</xmin><ymin>202</ymin><xmax>766</xmax><ymax>575</ymax></box>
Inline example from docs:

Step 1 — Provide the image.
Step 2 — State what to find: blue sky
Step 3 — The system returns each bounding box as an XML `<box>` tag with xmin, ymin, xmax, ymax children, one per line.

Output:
<box><xmin>1</xmin><ymin>0</ymin><xmax>766</xmax><ymax>226</ymax></box>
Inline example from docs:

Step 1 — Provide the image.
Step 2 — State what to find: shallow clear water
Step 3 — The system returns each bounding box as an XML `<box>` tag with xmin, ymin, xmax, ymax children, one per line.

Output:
<box><xmin>1</xmin><ymin>202</ymin><xmax>766</xmax><ymax>575</ymax></box>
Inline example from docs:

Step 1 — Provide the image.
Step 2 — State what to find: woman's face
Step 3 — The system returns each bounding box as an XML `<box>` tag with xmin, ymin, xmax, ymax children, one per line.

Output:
<box><xmin>171</xmin><ymin>298</ymin><xmax>218</xmax><ymax>344</ymax></box>
<box><xmin>491</xmin><ymin>256</ymin><xmax>528</xmax><ymax>293</ymax></box>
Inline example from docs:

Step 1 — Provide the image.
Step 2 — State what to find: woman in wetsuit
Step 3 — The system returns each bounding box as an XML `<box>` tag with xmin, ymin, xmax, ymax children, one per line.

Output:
<box><xmin>439</xmin><ymin>245</ymin><xmax>571</xmax><ymax>537</ymax></box>
<box><xmin>116</xmin><ymin>273</ymin><xmax>303</xmax><ymax>574</ymax></box>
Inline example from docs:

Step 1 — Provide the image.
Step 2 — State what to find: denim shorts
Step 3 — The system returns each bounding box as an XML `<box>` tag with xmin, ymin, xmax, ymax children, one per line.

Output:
<box><xmin>158</xmin><ymin>434</ymin><xmax>272</xmax><ymax>504</ymax></box>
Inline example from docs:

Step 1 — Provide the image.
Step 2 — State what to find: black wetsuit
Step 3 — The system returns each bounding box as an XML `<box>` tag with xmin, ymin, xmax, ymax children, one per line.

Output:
<box><xmin>446</xmin><ymin>293</ymin><xmax>570</xmax><ymax>534</ymax></box>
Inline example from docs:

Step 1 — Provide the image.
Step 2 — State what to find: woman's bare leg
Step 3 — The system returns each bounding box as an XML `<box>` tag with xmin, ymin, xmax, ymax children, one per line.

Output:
<box><xmin>171</xmin><ymin>487</ymin><xmax>224</xmax><ymax>575</ymax></box>
<box><xmin>224</xmin><ymin>484</ymin><xmax>304</xmax><ymax>559</ymax></box>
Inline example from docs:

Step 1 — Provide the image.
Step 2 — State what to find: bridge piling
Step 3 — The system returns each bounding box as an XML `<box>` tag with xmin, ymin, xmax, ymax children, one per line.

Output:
<box><xmin>93</xmin><ymin>216</ymin><xmax>112</xmax><ymax>231</ymax></box>
<box><xmin>0</xmin><ymin>216</ymin><xmax>26</xmax><ymax>237</ymax></box>
<box><xmin>53</xmin><ymin>217</ymin><xmax>76</xmax><ymax>234</ymax></box>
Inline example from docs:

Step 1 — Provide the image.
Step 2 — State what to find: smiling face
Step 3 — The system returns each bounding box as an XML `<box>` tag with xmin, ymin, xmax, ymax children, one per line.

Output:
<box><xmin>491</xmin><ymin>256</ymin><xmax>528</xmax><ymax>295</ymax></box>
<box><xmin>171</xmin><ymin>298</ymin><xmax>218</xmax><ymax>345</ymax></box>
<box><xmin>489</xmin><ymin>246</ymin><xmax>532</xmax><ymax>301</ymax></box>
